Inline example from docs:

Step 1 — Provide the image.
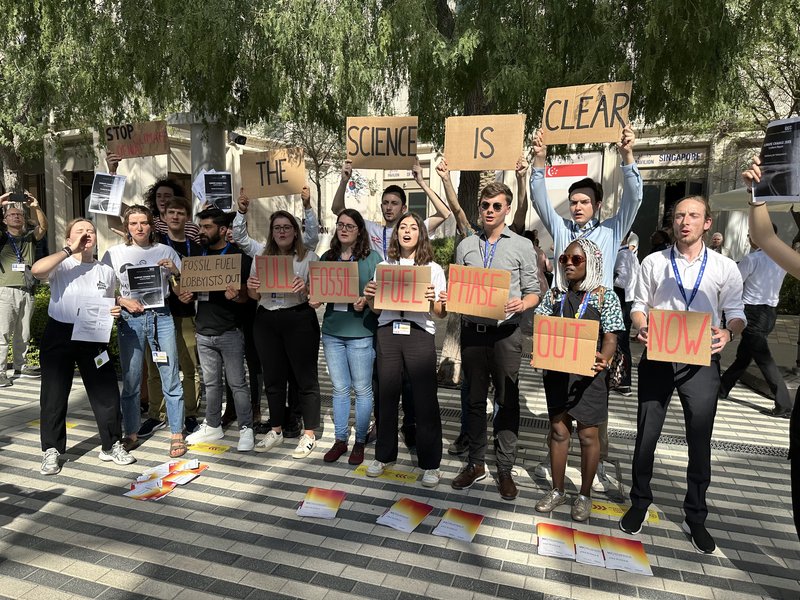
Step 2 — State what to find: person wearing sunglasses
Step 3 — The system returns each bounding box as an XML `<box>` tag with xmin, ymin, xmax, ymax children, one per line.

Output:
<box><xmin>534</xmin><ymin>238</ymin><xmax>624</xmax><ymax>522</ymax></box>
<box><xmin>451</xmin><ymin>182</ymin><xmax>540</xmax><ymax>500</ymax></box>
<box><xmin>529</xmin><ymin>124</ymin><xmax>642</xmax><ymax>495</ymax></box>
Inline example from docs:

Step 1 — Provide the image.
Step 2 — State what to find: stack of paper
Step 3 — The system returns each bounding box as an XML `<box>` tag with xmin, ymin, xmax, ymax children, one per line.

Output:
<box><xmin>376</xmin><ymin>498</ymin><xmax>433</xmax><ymax>533</ymax></box>
<box><xmin>124</xmin><ymin>459</ymin><xmax>208</xmax><ymax>501</ymax></box>
<box><xmin>432</xmin><ymin>508</ymin><xmax>484</xmax><ymax>542</ymax></box>
<box><xmin>296</xmin><ymin>488</ymin><xmax>347</xmax><ymax>519</ymax></box>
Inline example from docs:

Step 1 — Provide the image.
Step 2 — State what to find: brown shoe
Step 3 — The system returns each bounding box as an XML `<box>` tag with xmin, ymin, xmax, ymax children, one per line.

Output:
<box><xmin>451</xmin><ymin>463</ymin><xmax>487</xmax><ymax>490</ymax></box>
<box><xmin>497</xmin><ymin>470</ymin><xmax>518</xmax><ymax>501</ymax></box>
<box><xmin>348</xmin><ymin>442</ymin><xmax>365</xmax><ymax>465</ymax></box>
<box><xmin>323</xmin><ymin>440</ymin><xmax>348</xmax><ymax>463</ymax></box>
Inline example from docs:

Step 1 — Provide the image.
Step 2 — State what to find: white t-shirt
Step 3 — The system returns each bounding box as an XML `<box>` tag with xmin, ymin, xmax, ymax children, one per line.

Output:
<box><xmin>46</xmin><ymin>258</ymin><xmax>116</xmax><ymax>323</ymax></box>
<box><xmin>249</xmin><ymin>251</ymin><xmax>319</xmax><ymax>310</ymax></box>
<box><xmin>365</xmin><ymin>218</ymin><xmax>432</xmax><ymax>260</ymax></box>
<box><xmin>375</xmin><ymin>258</ymin><xmax>446</xmax><ymax>335</ymax></box>
<box><xmin>101</xmin><ymin>243</ymin><xmax>181</xmax><ymax>299</ymax></box>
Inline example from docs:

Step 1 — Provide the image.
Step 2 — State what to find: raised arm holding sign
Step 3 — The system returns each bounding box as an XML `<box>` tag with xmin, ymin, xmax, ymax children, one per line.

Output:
<box><xmin>240</xmin><ymin>147</ymin><xmax>306</xmax><ymax>199</ymax></box>
<box><xmin>540</xmin><ymin>81</ymin><xmax>632</xmax><ymax>145</ymax></box>
<box><xmin>443</xmin><ymin>114</ymin><xmax>526</xmax><ymax>171</ymax></box>
<box><xmin>104</xmin><ymin>121</ymin><xmax>169</xmax><ymax>159</ymax></box>
<box><xmin>345</xmin><ymin>116</ymin><xmax>418</xmax><ymax>169</ymax></box>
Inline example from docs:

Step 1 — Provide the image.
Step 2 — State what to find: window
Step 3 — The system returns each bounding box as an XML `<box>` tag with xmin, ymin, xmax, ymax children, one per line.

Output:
<box><xmin>407</xmin><ymin>191</ymin><xmax>428</xmax><ymax>219</ymax></box>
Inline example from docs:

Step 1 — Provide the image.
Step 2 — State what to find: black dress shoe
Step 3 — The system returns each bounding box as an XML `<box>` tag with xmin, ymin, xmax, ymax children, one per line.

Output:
<box><xmin>762</xmin><ymin>406</ymin><xmax>791</xmax><ymax>418</ymax></box>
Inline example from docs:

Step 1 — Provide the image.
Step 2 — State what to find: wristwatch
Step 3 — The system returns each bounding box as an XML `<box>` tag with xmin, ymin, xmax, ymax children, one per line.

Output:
<box><xmin>725</xmin><ymin>328</ymin><xmax>735</xmax><ymax>342</ymax></box>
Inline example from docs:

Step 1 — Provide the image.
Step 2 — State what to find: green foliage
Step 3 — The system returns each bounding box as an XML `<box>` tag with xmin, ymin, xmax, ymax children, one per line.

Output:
<box><xmin>778</xmin><ymin>275</ymin><xmax>800</xmax><ymax>316</ymax></box>
<box><xmin>431</xmin><ymin>236</ymin><xmax>455</xmax><ymax>271</ymax></box>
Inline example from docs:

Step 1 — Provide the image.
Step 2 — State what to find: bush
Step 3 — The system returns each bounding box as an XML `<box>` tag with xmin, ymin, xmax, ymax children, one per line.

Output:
<box><xmin>432</xmin><ymin>237</ymin><xmax>456</xmax><ymax>271</ymax></box>
<box><xmin>778</xmin><ymin>274</ymin><xmax>800</xmax><ymax>315</ymax></box>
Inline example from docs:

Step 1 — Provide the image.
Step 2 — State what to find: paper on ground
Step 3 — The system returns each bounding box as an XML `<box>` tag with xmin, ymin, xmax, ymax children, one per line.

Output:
<box><xmin>376</xmin><ymin>497</ymin><xmax>433</xmax><ymax>533</ymax></box>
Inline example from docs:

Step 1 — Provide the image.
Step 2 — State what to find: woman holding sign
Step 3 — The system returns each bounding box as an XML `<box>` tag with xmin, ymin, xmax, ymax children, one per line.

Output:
<box><xmin>312</xmin><ymin>209</ymin><xmax>381</xmax><ymax>465</ymax></box>
<box><xmin>363</xmin><ymin>212</ymin><xmax>447</xmax><ymax>487</ymax></box>
<box><xmin>246</xmin><ymin>210</ymin><xmax>321</xmax><ymax>459</ymax></box>
<box><xmin>533</xmin><ymin>238</ymin><xmax>623</xmax><ymax>522</ymax></box>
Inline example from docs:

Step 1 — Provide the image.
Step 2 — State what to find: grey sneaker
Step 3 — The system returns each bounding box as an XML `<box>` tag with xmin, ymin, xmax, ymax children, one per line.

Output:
<box><xmin>237</xmin><ymin>426</ymin><xmax>255</xmax><ymax>452</ymax></box>
<box><xmin>19</xmin><ymin>365</ymin><xmax>41</xmax><ymax>378</ymax></box>
<box><xmin>533</xmin><ymin>460</ymin><xmax>551</xmax><ymax>480</ymax></box>
<box><xmin>99</xmin><ymin>441</ymin><xmax>136</xmax><ymax>465</ymax></box>
<box><xmin>255</xmin><ymin>430</ymin><xmax>284</xmax><ymax>452</ymax></box>
<box><xmin>571</xmin><ymin>494</ymin><xmax>592</xmax><ymax>522</ymax></box>
<box><xmin>40</xmin><ymin>448</ymin><xmax>61</xmax><ymax>475</ymax></box>
<box><xmin>366</xmin><ymin>459</ymin><xmax>388</xmax><ymax>477</ymax></box>
<box><xmin>0</xmin><ymin>372</ymin><xmax>11</xmax><ymax>388</ymax></box>
<box><xmin>447</xmin><ymin>433</ymin><xmax>468</xmax><ymax>456</ymax></box>
<box><xmin>535</xmin><ymin>488</ymin><xmax>568</xmax><ymax>512</ymax></box>
<box><xmin>421</xmin><ymin>469</ymin><xmax>441</xmax><ymax>488</ymax></box>
<box><xmin>592</xmin><ymin>461</ymin><xmax>618</xmax><ymax>494</ymax></box>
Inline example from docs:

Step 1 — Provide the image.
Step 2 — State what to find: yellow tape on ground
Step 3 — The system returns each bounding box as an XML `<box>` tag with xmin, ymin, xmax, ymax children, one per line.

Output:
<box><xmin>28</xmin><ymin>419</ymin><xmax>78</xmax><ymax>429</ymax></box>
<box><xmin>353</xmin><ymin>463</ymin><xmax>419</xmax><ymax>483</ymax></box>
<box><xmin>187</xmin><ymin>442</ymin><xmax>230</xmax><ymax>455</ymax></box>
<box><xmin>591</xmin><ymin>500</ymin><xmax>659</xmax><ymax>523</ymax></box>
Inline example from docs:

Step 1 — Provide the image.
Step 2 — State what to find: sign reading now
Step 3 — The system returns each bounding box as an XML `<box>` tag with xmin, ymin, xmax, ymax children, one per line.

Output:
<box><xmin>647</xmin><ymin>309</ymin><xmax>711</xmax><ymax>366</ymax></box>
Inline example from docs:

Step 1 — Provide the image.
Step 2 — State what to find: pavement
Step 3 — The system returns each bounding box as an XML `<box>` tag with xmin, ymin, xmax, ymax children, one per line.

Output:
<box><xmin>0</xmin><ymin>315</ymin><xmax>798</xmax><ymax>600</ymax></box>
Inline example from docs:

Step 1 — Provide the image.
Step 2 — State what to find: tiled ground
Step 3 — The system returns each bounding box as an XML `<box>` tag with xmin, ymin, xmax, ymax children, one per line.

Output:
<box><xmin>0</xmin><ymin>320</ymin><xmax>797</xmax><ymax>600</ymax></box>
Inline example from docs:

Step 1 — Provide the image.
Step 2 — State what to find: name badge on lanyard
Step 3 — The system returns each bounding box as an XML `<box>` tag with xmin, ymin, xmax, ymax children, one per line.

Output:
<box><xmin>7</xmin><ymin>234</ymin><xmax>25</xmax><ymax>271</ymax></box>
<box><xmin>152</xmin><ymin>351</ymin><xmax>169</xmax><ymax>364</ymax></box>
<box><xmin>392</xmin><ymin>321</ymin><xmax>411</xmax><ymax>335</ymax></box>
<box><xmin>11</xmin><ymin>263</ymin><xmax>25</xmax><ymax>272</ymax></box>
<box><xmin>95</xmin><ymin>351</ymin><xmax>110</xmax><ymax>368</ymax></box>
<box><xmin>271</xmin><ymin>293</ymin><xmax>285</xmax><ymax>305</ymax></box>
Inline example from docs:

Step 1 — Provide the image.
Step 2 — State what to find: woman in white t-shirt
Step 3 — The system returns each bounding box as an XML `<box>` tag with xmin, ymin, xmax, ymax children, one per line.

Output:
<box><xmin>32</xmin><ymin>218</ymin><xmax>135</xmax><ymax>476</ymax></box>
<box><xmin>101</xmin><ymin>206</ymin><xmax>186</xmax><ymax>458</ymax></box>
<box><xmin>363</xmin><ymin>212</ymin><xmax>447</xmax><ymax>487</ymax></box>
<box><xmin>246</xmin><ymin>210</ymin><xmax>321</xmax><ymax>459</ymax></box>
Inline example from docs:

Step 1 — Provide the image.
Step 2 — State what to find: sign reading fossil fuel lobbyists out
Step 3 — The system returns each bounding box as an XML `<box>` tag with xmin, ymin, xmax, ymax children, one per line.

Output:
<box><xmin>443</xmin><ymin>114</ymin><xmax>526</xmax><ymax>170</ymax></box>
<box><xmin>373</xmin><ymin>265</ymin><xmax>430</xmax><ymax>312</ymax></box>
<box><xmin>531</xmin><ymin>315</ymin><xmax>599</xmax><ymax>376</ymax></box>
<box><xmin>646</xmin><ymin>309</ymin><xmax>711</xmax><ymax>366</ymax></box>
<box><xmin>446</xmin><ymin>265</ymin><xmax>510</xmax><ymax>320</ymax></box>
<box><xmin>179</xmin><ymin>255</ymin><xmax>242</xmax><ymax>293</ymax></box>
<box><xmin>105</xmin><ymin>120</ymin><xmax>170</xmax><ymax>159</ymax></box>
<box><xmin>346</xmin><ymin>116</ymin><xmax>418</xmax><ymax>169</ymax></box>
<box><xmin>541</xmin><ymin>81</ymin><xmax>632</xmax><ymax>145</ymax></box>
<box><xmin>308</xmin><ymin>262</ymin><xmax>359</xmax><ymax>304</ymax></box>
<box><xmin>241</xmin><ymin>147</ymin><xmax>306</xmax><ymax>199</ymax></box>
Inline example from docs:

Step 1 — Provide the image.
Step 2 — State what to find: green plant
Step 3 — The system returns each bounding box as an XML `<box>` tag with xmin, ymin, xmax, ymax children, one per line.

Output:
<box><xmin>778</xmin><ymin>274</ymin><xmax>800</xmax><ymax>315</ymax></box>
<box><xmin>432</xmin><ymin>237</ymin><xmax>455</xmax><ymax>272</ymax></box>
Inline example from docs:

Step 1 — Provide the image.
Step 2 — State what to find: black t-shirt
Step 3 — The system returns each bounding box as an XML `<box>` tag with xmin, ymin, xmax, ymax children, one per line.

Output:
<box><xmin>160</xmin><ymin>233</ymin><xmax>203</xmax><ymax>318</ymax></box>
<box><xmin>195</xmin><ymin>245</ymin><xmax>253</xmax><ymax>336</ymax></box>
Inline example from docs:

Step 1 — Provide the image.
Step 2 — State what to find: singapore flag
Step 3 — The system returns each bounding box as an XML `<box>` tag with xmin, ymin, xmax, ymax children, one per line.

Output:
<box><xmin>544</xmin><ymin>163</ymin><xmax>589</xmax><ymax>191</ymax></box>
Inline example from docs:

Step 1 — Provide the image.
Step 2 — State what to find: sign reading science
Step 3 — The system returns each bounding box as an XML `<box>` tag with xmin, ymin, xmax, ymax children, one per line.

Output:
<box><xmin>346</xmin><ymin>116</ymin><xmax>418</xmax><ymax>169</ymax></box>
<box><xmin>541</xmin><ymin>81</ymin><xmax>632</xmax><ymax>145</ymax></box>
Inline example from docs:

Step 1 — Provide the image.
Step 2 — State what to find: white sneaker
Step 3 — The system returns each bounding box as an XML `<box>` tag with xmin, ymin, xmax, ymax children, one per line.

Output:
<box><xmin>185</xmin><ymin>422</ymin><xmax>224</xmax><ymax>445</ymax></box>
<box><xmin>421</xmin><ymin>469</ymin><xmax>441</xmax><ymax>488</ymax></box>
<box><xmin>256</xmin><ymin>430</ymin><xmax>284</xmax><ymax>452</ymax></box>
<box><xmin>366</xmin><ymin>459</ymin><xmax>387</xmax><ymax>477</ymax></box>
<box><xmin>292</xmin><ymin>434</ymin><xmax>316</xmax><ymax>459</ymax></box>
<box><xmin>592</xmin><ymin>461</ymin><xmax>618</xmax><ymax>494</ymax></box>
<box><xmin>99</xmin><ymin>441</ymin><xmax>136</xmax><ymax>465</ymax></box>
<box><xmin>237</xmin><ymin>426</ymin><xmax>255</xmax><ymax>452</ymax></box>
<box><xmin>533</xmin><ymin>460</ymin><xmax>551</xmax><ymax>480</ymax></box>
<box><xmin>40</xmin><ymin>448</ymin><xmax>61</xmax><ymax>475</ymax></box>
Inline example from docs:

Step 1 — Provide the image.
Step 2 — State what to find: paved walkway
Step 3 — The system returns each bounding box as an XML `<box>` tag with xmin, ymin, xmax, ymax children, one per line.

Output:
<box><xmin>0</xmin><ymin>316</ymin><xmax>797</xmax><ymax>600</ymax></box>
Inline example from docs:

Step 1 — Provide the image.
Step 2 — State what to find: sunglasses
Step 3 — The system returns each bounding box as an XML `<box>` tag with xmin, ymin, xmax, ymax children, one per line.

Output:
<box><xmin>558</xmin><ymin>254</ymin><xmax>586</xmax><ymax>267</ymax></box>
<box><xmin>479</xmin><ymin>201</ymin><xmax>505</xmax><ymax>212</ymax></box>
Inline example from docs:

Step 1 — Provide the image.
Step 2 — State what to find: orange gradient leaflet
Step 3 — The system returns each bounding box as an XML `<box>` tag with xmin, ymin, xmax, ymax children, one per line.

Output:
<box><xmin>599</xmin><ymin>535</ymin><xmax>653</xmax><ymax>575</ymax></box>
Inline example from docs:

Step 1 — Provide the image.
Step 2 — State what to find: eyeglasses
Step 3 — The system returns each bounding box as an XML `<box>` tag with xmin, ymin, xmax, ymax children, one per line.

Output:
<box><xmin>336</xmin><ymin>223</ymin><xmax>357</xmax><ymax>232</ymax></box>
<box><xmin>480</xmin><ymin>201</ymin><xmax>505</xmax><ymax>212</ymax></box>
<box><xmin>558</xmin><ymin>254</ymin><xmax>586</xmax><ymax>267</ymax></box>
<box><xmin>272</xmin><ymin>225</ymin><xmax>294</xmax><ymax>233</ymax></box>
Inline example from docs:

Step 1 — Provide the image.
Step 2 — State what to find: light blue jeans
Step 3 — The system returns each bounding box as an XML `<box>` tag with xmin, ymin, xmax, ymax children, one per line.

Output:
<box><xmin>118</xmin><ymin>307</ymin><xmax>184</xmax><ymax>435</ymax></box>
<box><xmin>322</xmin><ymin>333</ymin><xmax>374</xmax><ymax>443</ymax></box>
<box><xmin>196</xmin><ymin>328</ymin><xmax>252</xmax><ymax>429</ymax></box>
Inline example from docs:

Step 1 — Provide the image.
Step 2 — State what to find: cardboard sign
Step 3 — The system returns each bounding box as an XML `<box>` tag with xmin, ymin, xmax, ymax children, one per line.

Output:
<box><xmin>531</xmin><ymin>315</ymin><xmax>599</xmax><ymax>376</ymax></box>
<box><xmin>241</xmin><ymin>147</ymin><xmax>306</xmax><ymax>199</ymax></box>
<box><xmin>255</xmin><ymin>255</ymin><xmax>295</xmax><ymax>293</ymax></box>
<box><xmin>373</xmin><ymin>264</ymin><xmax>430</xmax><ymax>312</ymax></box>
<box><xmin>105</xmin><ymin>121</ymin><xmax>169</xmax><ymax>159</ymax></box>
<box><xmin>446</xmin><ymin>265</ymin><xmax>510</xmax><ymax>320</ymax></box>
<box><xmin>541</xmin><ymin>81</ymin><xmax>632</xmax><ymax>145</ymax></box>
<box><xmin>443</xmin><ymin>114</ymin><xmax>526</xmax><ymax>170</ymax></box>
<box><xmin>346</xmin><ymin>116</ymin><xmax>418</xmax><ymax>169</ymax></box>
<box><xmin>180</xmin><ymin>254</ymin><xmax>242</xmax><ymax>293</ymax></box>
<box><xmin>308</xmin><ymin>261</ymin><xmax>359</xmax><ymax>303</ymax></box>
<box><xmin>647</xmin><ymin>309</ymin><xmax>711</xmax><ymax>366</ymax></box>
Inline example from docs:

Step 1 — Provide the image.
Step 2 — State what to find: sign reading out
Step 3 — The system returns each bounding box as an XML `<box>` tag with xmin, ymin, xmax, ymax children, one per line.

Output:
<box><xmin>443</xmin><ymin>114</ymin><xmax>526</xmax><ymax>170</ymax></box>
<box><xmin>446</xmin><ymin>265</ymin><xmax>510</xmax><ymax>320</ymax></box>
<box><xmin>541</xmin><ymin>81</ymin><xmax>632</xmax><ymax>145</ymax></box>
<box><xmin>308</xmin><ymin>261</ymin><xmax>359</xmax><ymax>304</ymax></box>
<box><xmin>373</xmin><ymin>264</ymin><xmax>430</xmax><ymax>312</ymax></box>
<box><xmin>531</xmin><ymin>315</ymin><xmax>599</xmax><ymax>376</ymax></box>
<box><xmin>346</xmin><ymin>116</ymin><xmax>418</xmax><ymax>169</ymax></box>
<box><xmin>241</xmin><ymin>147</ymin><xmax>306</xmax><ymax>199</ymax></box>
<box><xmin>105</xmin><ymin>120</ymin><xmax>169</xmax><ymax>159</ymax></box>
<box><xmin>255</xmin><ymin>255</ymin><xmax>295</xmax><ymax>294</ymax></box>
<box><xmin>647</xmin><ymin>309</ymin><xmax>711</xmax><ymax>366</ymax></box>
<box><xmin>180</xmin><ymin>254</ymin><xmax>242</xmax><ymax>293</ymax></box>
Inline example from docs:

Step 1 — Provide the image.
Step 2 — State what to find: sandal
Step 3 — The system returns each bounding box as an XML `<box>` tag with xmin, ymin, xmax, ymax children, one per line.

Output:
<box><xmin>169</xmin><ymin>438</ymin><xmax>187</xmax><ymax>458</ymax></box>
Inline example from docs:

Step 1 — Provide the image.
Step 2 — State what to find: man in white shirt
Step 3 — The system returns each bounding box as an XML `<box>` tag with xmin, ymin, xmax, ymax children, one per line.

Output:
<box><xmin>620</xmin><ymin>196</ymin><xmax>746</xmax><ymax>554</ymax></box>
<box><xmin>612</xmin><ymin>232</ymin><xmax>641</xmax><ymax>395</ymax></box>
<box><xmin>719</xmin><ymin>227</ymin><xmax>790</xmax><ymax>417</ymax></box>
<box><xmin>709</xmin><ymin>232</ymin><xmax>730</xmax><ymax>257</ymax></box>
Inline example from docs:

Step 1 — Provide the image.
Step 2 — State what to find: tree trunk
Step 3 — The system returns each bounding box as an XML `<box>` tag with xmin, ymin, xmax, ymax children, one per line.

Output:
<box><xmin>436</xmin><ymin>311</ymin><xmax>463</xmax><ymax>388</ymax></box>
<box><xmin>0</xmin><ymin>146</ymin><xmax>24</xmax><ymax>193</ymax></box>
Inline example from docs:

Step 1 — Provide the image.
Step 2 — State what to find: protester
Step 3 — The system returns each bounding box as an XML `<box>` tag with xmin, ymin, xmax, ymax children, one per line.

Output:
<box><xmin>709</xmin><ymin>232</ymin><xmax>730</xmax><ymax>257</ymax></box>
<box><xmin>620</xmin><ymin>195</ymin><xmax>745</xmax><ymax>553</ymax></box>
<box><xmin>529</xmin><ymin>125</ymin><xmax>641</xmax><ymax>493</ymax></box>
<box><xmin>363</xmin><ymin>212</ymin><xmax>447</xmax><ymax>486</ymax></box>
<box><xmin>32</xmin><ymin>218</ymin><xmax>135</xmax><ymax>475</ymax></box>
<box><xmin>451</xmin><ymin>182</ymin><xmax>540</xmax><ymax>500</ymax></box>
<box><xmin>101</xmin><ymin>205</ymin><xmax>187</xmax><ymax>458</ymax></box>
<box><xmin>534</xmin><ymin>239</ymin><xmax>623</xmax><ymax>521</ymax></box>
<box><xmin>612</xmin><ymin>232</ymin><xmax>641</xmax><ymax>395</ymax></box>
<box><xmin>185</xmin><ymin>209</ymin><xmax>255</xmax><ymax>451</ymax></box>
<box><xmin>314</xmin><ymin>209</ymin><xmax>381</xmax><ymax>465</ymax></box>
<box><xmin>650</xmin><ymin>230</ymin><xmax>671</xmax><ymax>253</ymax></box>
<box><xmin>0</xmin><ymin>193</ymin><xmax>47</xmax><ymax>385</ymax></box>
<box><xmin>247</xmin><ymin>210</ymin><xmax>321</xmax><ymax>458</ymax></box>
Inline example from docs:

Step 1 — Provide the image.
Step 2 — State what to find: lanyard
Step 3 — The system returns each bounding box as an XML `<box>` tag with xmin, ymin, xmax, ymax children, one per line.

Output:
<box><xmin>337</xmin><ymin>254</ymin><xmax>356</xmax><ymax>262</ymax></box>
<box><xmin>559</xmin><ymin>291</ymin><xmax>590</xmax><ymax>319</ymax></box>
<box><xmin>570</xmin><ymin>221</ymin><xmax>599</xmax><ymax>240</ymax></box>
<box><xmin>481</xmin><ymin>238</ymin><xmax>499</xmax><ymax>268</ymax></box>
<box><xmin>202</xmin><ymin>242</ymin><xmax>231</xmax><ymax>257</ymax></box>
<box><xmin>6</xmin><ymin>233</ymin><xmax>22</xmax><ymax>262</ymax></box>
<box><xmin>167</xmin><ymin>236</ymin><xmax>190</xmax><ymax>257</ymax></box>
<box><xmin>382</xmin><ymin>226</ymin><xmax>388</xmax><ymax>260</ymax></box>
<box><xmin>670</xmin><ymin>247</ymin><xmax>707</xmax><ymax>309</ymax></box>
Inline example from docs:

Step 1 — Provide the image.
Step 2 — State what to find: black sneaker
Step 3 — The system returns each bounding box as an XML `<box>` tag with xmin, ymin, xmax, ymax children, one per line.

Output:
<box><xmin>366</xmin><ymin>422</ymin><xmax>377</xmax><ymax>445</ymax></box>
<box><xmin>613</xmin><ymin>386</ymin><xmax>632</xmax><ymax>397</ymax></box>
<box><xmin>681</xmin><ymin>519</ymin><xmax>716</xmax><ymax>553</ymax></box>
<box><xmin>184</xmin><ymin>416</ymin><xmax>199</xmax><ymax>434</ymax></box>
<box><xmin>254</xmin><ymin>421</ymin><xmax>270</xmax><ymax>435</ymax></box>
<box><xmin>283</xmin><ymin>419</ymin><xmax>302</xmax><ymax>439</ymax></box>
<box><xmin>619</xmin><ymin>506</ymin><xmax>647</xmax><ymax>535</ymax></box>
<box><xmin>447</xmin><ymin>433</ymin><xmax>468</xmax><ymax>456</ymax></box>
<box><xmin>762</xmin><ymin>405</ymin><xmax>791</xmax><ymax>418</ymax></box>
<box><xmin>137</xmin><ymin>418</ymin><xmax>166</xmax><ymax>438</ymax></box>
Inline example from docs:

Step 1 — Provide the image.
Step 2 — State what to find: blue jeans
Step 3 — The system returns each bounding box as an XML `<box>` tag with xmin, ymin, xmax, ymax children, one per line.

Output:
<box><xmin>118</xmin><ymin>308</ymin><xmax>184</xmax><ymax>435</ymax></box>
<box><xmin>197</xmin><ymin>329</ymin><xmax>252</xmax><ymax>429</ymax></box>
<box><xmin>322</xmin><ymin>333</ymin><xmax>374</xmax><ymax>443</ymax></box>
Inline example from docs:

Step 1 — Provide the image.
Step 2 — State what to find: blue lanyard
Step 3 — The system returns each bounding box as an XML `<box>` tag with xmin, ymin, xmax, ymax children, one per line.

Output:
<box><xmin>382</xmin><ymin>227</ymin><xmax>388</xmax><ymax>260</ymax></box>
<box><xmin>337</xmin><ymin>254</ymin><xmax>356</xmax><ymax>262</ymax></box>
<box><xmin>167</xmin><ymin>236</ymin><xmax>190</xmax><ymax>257</ymax></box>
<box><xmin>482</xmin><ymin>238</ymin><xmax>499</xmax><ymax>268</ymax></box>
<box><xmin>570</xmin><ymin>220</ymin><xmax>599</xmax><ymax>240</ymax></box>
<box><xmin>6</xmin><ymin>233</ymin><xmax>22</xmax><ymax>262</ymax></box>
<box><xmin>202</xmin><ymin>242</ymin><xmax>230</xmax><ymax>257</ymax></box>
<box><xmin>670</xmin><ymin>247</ymin><xmax>707</xmax><ymax>309</ymax></box>
<box><xmin>559</xmin><ymin>291</ymin><xmax>591</xmax><ymax>319</ymax></box>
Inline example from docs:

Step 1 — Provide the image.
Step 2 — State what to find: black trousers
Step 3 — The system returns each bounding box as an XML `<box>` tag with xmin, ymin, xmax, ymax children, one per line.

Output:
<box><xmin>721</xmin><ymin>304</ymin><xmax>791</xmax><ymax>410</ymax></box>
<box><xmin>372</xmin><ymin>355</ymin><xmax>414</xmax><ymax>434</ymax></box>
<box><xmin>461</xmin><ymin>321</ymin><xmax>522</xmax><ymax>471</ymax></box>
<box><xmin>375</xmin><ymin>324</ymin><xmax>441</xmax><ymax>469</ymax></box>
<box><xmin>39</xmin><ymin>318</ymin><xmax>122</xmax><ymax>453</ymax></box>
<box><xmin>252</xmin><ymin>304</ymin><xmax>321</xmax><ymax>430</ymax></box>
<box><xmin>630</xmin><ymin>352</ymin><xmax>720</xmax><ymax>523</ymax></box>
<box><xmin>614</xmin><ymin>286</ymin><xmax>633</xmax><ymax>387</ymax></box>
<box><xmin>791</xmin><ymin>390</ymin><xmax>799</xmax><ymax>540</ymax></box>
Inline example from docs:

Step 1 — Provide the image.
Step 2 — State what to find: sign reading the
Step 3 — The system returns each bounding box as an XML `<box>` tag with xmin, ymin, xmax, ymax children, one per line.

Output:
<box><xmin>308</xmin><ymin>261</ymin><xmax>360</xmax><ymax>304</ymax></box>
<box><xmin>373</xmin><ymin>264</ymin><xmax>430</xmax><ymax>312</ymax></box>
<box><xmin>647</xmin><ymin>309</ymin><xmax>711</xmax><ymax>366</ymax></box>
<box><xmin>105</xmin><ymin>120</ymin><xmax>169</xmax><ymax>159</ymax></box>
<box><xmin>241</xmin><ymin>147</ymin><xmax>306</xmax><ymax>198</ymax></box>
<box><xmin>443</xmin><ymin>114</ymin><xmax>526</xmax><ymax>170</ymax></box>
<box><xmin>531</xmin><ymin>315</ymin><xmax>599</xmax><ymax>376</ymax></box>
<box><xmin>180</xmin><ymin>254</ymin><xmax>242</xmax><ymax>293</ymax></box>
<box><xmin>255</xmin><ymin>255</ymin><xmax>295</xmax><ymax>294</ymax></box>
<box><xmin>541</xmin><ymin>81</ymin><xmax>632</xmax><ymax>145</ymax></box>
<box><xmin>446</xmin><ymin>265</ymin><xmax>510</xmax><ymax>320</ymax></box>
<box><xmin>346</xmin><ymin>116</ymin><xmax>418</xmax><ymax>169</ymax></box>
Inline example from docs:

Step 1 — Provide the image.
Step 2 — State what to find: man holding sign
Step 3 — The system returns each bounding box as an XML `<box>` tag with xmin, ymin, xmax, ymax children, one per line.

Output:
<box><xmin>620</xmin><ymin>196</ymin><xmax>745</xmax><ymax>554</ymax></box>
<box><xmin>450</xmin><ymin>182</ymin><xmax>540</xmax><ymax>500</ymax></box>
